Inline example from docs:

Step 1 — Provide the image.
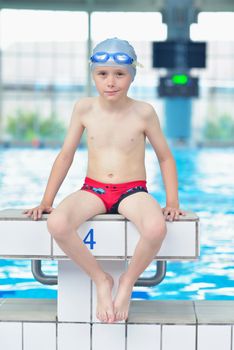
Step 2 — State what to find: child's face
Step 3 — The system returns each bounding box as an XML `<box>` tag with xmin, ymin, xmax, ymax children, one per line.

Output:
<box><xmin>92</xmin><ymin>66</ymin><xmax>132</xmax><ymax>100</ymax></box>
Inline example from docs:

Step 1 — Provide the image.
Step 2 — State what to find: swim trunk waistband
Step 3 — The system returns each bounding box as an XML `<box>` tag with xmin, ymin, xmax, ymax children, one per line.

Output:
<box><xmin>81</xmin><ymin>176</ymin><xmax>148</xmax><ymax>214</ymax></box>
<box><xmin>84</xmin><ymin>176</ymin><xmax>147</xmax><ymax>189</ymax></box>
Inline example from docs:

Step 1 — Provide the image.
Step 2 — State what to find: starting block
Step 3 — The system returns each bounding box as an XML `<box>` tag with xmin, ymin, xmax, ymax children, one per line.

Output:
<box><xmin>0</xmin><ymin>208</ymin><xmax>200</xmax><ymax>349</ymax></box>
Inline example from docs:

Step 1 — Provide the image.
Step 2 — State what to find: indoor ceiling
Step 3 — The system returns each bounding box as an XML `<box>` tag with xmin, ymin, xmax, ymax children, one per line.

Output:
<box><xmin>0</xmin><ymin>0</ymin><xmax>233</xmax><ymax>12</ymax></box>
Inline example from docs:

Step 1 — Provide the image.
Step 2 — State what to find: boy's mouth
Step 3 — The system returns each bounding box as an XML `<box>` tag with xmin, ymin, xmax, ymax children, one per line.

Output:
<box><xmin>104</xmin><ymin>90</ymin><xmax>119</xmax><ymax>94</ymax></box>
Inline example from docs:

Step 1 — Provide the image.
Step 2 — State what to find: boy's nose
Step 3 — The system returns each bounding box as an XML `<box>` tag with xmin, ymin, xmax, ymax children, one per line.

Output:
<box><xmin>107</xmin><ymin>75</ymin><xmax>115</xmax><ymax>86</ymax></box>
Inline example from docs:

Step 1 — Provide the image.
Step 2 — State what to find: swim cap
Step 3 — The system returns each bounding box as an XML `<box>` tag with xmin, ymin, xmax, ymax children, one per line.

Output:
<box><xmin>90</xmin><ymin>37</ymin><xmax>137</xmax><ymax>81</ymax></box>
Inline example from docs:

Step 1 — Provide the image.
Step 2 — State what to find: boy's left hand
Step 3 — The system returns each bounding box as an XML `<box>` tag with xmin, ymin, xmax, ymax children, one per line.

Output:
<box><xmin>162</xmin><ymin>206</ymin><xmax>186</xmax><ymax>222</ymax></box>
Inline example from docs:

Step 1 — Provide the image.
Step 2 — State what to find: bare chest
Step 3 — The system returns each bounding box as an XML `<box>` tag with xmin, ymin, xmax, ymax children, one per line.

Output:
<box><xmin>85</xmin><ymin>115</ymin><xmax>145</xmax><ymax>152</ymax></box>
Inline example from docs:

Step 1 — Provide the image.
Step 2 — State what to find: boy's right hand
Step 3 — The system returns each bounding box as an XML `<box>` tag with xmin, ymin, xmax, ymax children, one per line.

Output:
<box><xmin>23</xmin><ymin>203</ymin><xmax>53</xmax><ymax>221</ymax></box>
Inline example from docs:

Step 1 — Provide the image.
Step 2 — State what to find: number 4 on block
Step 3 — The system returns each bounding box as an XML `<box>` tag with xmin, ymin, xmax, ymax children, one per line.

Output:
<box><xmin>83</xmin><ymin>228</ymin><xmax>96</xmax><ymax>250</ymax></box>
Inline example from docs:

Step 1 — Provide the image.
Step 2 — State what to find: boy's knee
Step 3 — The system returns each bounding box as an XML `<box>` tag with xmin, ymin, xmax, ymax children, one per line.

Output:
<box><xmin>47</xmin><ymin>212</ymin><xmax>71</xmax><ymax>241</ymax></box>
<box><xmin>141</xmin><ymin>218</ymin><xmax>167</xmax><ymax>243</ymax></box>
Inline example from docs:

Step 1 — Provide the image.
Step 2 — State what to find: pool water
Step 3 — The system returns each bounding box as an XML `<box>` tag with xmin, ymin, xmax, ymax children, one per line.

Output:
<box><xmin>0</xmin><ymin>147</ymin><xmax>233</xmax><ymax>300</ymax></box>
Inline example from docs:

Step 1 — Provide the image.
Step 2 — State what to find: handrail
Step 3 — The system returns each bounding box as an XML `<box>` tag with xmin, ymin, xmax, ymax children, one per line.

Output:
<box><xmin>31</xmin><ymin>260</ymin><xmax>57</xmax><ymax>285</ymax></box>
<box><xmin>31</xmin><ymin>260</ymin><xmax>167</xmax><ymax>287</ymax></box>
<box><xmin>135</xmin><ymin>261</ymin><xmax>167</xmax><ymax>287</ymax></box>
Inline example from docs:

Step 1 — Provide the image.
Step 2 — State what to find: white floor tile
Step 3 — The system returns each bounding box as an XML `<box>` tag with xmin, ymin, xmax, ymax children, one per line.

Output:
<box><xmin>58</xmin><ymin>323</ymin><xmax>90</xmax><ymax>350</ymax></box>
<box><xmin>58</xmin><ymin>260</ymin><xmax>91</xmax><ymax>322</ymax></box>
<box><xmin>0</xmin><ymin>322</ymin><xmax>22</xmax><ymax>350</ymax></box>
<box><xmin>127</xmin><ymin>324</ymin><xmax>160</xmax><ymax>350</ymax></box>
<box><xmin>127</xmin><ymin>221</ymin><xmax>197</xmax><ymax>258</ymax></box>
<box><xmin>198</xmin><ymin>325</ymin><xmax>231</xmax><ymax>350</ymax></box>
<box><xmin>0</xmin><ymin>221</ymin><xmax>50</xmax><ymax>255</ymax></box>
<box><xmin>162</xmin><ymin>325</ymin><xmax>196</xmax><ymax>350</ymax></box>
<box><xmin>92</xmin><ymin>324</ymin><xmax>125</xmax><ymax>350</ymax></box>
<box><xmin>23</xmin><ymin>322</ymin><xmax>56</xmax><ymax>350</ymax></box>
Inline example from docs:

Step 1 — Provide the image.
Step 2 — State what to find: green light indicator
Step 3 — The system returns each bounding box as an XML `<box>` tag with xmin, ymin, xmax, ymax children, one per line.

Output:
<box><xmin>172</xmin><ymin>74</ymin><xmax>188</xmax><ymax>85</ymax></box>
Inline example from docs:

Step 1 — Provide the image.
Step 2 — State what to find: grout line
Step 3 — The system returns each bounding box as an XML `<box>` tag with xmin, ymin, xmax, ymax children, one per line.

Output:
<box><xmin>160</xmin><ymin>324</ymin><xmax>163</xmax><ymax>350</ymax></box>
<box><xmin>193</xmin><ymin>301</ymin><xmax>198</xmax><ymax>350</ymax></box>
<box><xmin>56</xmin><ymin>320</ymin><xmax>58</xmax><ymax>350</ymax></box>
<box><xmin>90</xmin><ymin>279</ymin><xmax>93</xmax><ymax>324</ymax></box>
<box><xmin>195</xmin><ymin>322</ymin><xmax>198</xmax><ymax>350</ymax></box>
<box><xmin>0</xmin><ymin>254</ymin><xmax>199</xmax><ymax>260</ymax></box>
<box><xmin>193</xmin><ymin>301</ymin><xmax>199</xmax><ymax>324</ymax></box>
<box><xmin>90</xmin><ymin>320</ymin><xmax>93</xmax><ymax>350</ymax></box>
<box><xmin>231</xmin><ymin>325</ymin><xmax>233</xmax><ymax>350</ymax></box>
<box><xmin>22</xmin><ymin>322</ymin><xmax>24</xmax><ymax>350</ymax></box>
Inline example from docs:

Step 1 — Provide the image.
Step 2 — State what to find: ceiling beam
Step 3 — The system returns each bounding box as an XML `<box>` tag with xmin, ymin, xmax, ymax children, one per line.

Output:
<box><xmin>0</xmin><ymin>0</ymin><xmax>233</xmax><ymax>12</ymax></box>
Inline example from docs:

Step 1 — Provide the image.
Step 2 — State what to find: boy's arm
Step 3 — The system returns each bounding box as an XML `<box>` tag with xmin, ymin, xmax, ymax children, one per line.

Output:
<box><xmin>144</xmin><ymin>104</ymin><xmax>184</xmax><ymax>220</ymax></box>
<box><xmin>24</xmin><ymin>101</ymin><xmax>85</xmax><ymax>219</ymax></box>
<box><xmin>41</xmin><ymin>101</ymin><xmax>85</xmax><ymax>206</ymax></box>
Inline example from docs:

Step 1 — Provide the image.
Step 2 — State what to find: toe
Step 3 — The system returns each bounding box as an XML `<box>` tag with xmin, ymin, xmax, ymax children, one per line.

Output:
<box><xmin>108</xmin><ymin>316</ymin><xmax>115</xmax><ymax>323</ymax></box>
<box><xmin>98</xmin><ymin>311</ymin><xmax>103</xmax><ymax>322</ymax></box>
<box><xmin>122</xmin><ymin>312</ymin><xmax>127</xmax><ymax>321</ymax></box>
<box><xmin>102</xmin><ymin>312</ymin><xmax>108</xmax><ymax>323</ymax></box>
<box><xmin>107</xmin><ymin>312</ymin><xmax>115</xmax><ymax>323</ymax></box>
<box><xmin>117</xmin><ymin>312</ymin><xmax>122</xmax><ymax>321</ymax></box>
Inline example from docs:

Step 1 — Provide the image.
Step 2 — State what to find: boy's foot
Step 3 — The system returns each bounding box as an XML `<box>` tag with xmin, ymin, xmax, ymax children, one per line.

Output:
<box><xmin>96</xmin><ymin>273</ymin><xmax>115</xmax><ymax>323</ymax></box>
<box><xmin>113</xmin><ymin>273</ymin><xmax>134</xmax><ymax>322</ymax></box>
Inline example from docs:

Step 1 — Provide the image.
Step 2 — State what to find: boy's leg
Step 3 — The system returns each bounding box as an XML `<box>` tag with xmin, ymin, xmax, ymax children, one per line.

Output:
<box><xmin>114</xmin><ymin>192</ymin><xmax>167</xmax><ymax>321</ymax></box>
<box><xmin>47</xmin><ymin>190</ymin><xmax>115</xmax><ymax>323</ymax></box>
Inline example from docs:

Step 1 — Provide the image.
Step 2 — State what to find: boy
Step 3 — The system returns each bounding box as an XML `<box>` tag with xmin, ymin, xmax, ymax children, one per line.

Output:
<box><xmin>24</xmin><ymin>38</ymin><xmax>185</xmax><ymax>323</ymax></box>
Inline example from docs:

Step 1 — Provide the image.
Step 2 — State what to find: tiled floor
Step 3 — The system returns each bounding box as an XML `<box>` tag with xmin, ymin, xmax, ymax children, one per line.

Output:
<box><xmin>194</xmin><ymin>300</ymin><xmax>234</xmax><ymax>324</ymax></box>
<box><xmin>0</xmin><ymin>299</ymin><xmax>233</xmax><ymax>324</ymax></box>
<box><xmin>0</xmin><ymin>300</ymin><xmax>233</xmax><ymax>350</ymax></box>
<box><xmin>128</xmin><ymin>300</ymin><xmax>196</xmax><ymax>324</ymax></box>
<box><xmin>0</xmin><ymin>298</ymin><xmax>56</xmax><ymax>321</ymax></box>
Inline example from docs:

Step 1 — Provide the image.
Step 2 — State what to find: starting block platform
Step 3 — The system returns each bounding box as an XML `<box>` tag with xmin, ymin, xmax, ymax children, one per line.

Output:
<box><xmin>4</xmin><ymin>209</ymin><xmax>234</xmax><ymax>350</ymax></box>
<box><xmin>0</xmin><ymin>209</ymin><xmax>199</xmax><ymax>260</ymax></box>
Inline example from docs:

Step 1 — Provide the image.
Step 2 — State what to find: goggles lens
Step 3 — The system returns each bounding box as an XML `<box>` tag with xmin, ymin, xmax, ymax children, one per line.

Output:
<box><xmin>90</xmin><ymin>52</ymin><xmax>134</xmax><ymax>65</ymax></box>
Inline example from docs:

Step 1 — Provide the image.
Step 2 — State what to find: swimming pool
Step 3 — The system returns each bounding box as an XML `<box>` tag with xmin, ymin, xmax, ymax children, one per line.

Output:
<box><xmin>0</xmin><ymin>147</ymin><xmax>233</xmax><ymax>299</ymax></box>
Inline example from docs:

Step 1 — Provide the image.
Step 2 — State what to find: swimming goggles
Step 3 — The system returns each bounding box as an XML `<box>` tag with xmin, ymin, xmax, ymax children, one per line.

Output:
<box><xmin>90</xmin><ymin>51</ymin><xmax>143</xmax><ymax>67</ymax></box>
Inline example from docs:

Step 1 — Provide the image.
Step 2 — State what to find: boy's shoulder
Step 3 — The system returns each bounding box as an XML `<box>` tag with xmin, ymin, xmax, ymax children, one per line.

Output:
<box><xmin>74</xmin><ymin>97</ymin><xmax>96</xmax><ymax>115</ymax></box>
<box><xmin>132</xmin><ymin>99</ymin><xmax>156</xmax><ymax>118</ymax></box>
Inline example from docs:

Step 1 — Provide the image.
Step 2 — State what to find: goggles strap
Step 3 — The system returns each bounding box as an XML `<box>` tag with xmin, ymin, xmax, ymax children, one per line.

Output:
<box><xmin>132</xmin><ymin>61</ymin><xmax>144</xmax><ymax>68</ymax></box>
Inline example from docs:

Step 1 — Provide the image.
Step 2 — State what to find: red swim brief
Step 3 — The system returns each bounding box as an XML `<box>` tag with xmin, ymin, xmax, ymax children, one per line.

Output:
<box><xmin>80</xmin><ymin>176</ymin><xmax>148</xmax><ymax>214</ymax></box>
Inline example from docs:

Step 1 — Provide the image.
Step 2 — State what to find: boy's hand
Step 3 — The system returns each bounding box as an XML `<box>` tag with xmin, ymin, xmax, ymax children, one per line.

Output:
<box><xmin>23</xmin><ymin>203</ymin><xmax>53</xmax><ymax>221</ymax></box>
<box><xmin>162</xmin><ymin>206</ymin><xmax>186</xmax><ymax>222</ymax></box>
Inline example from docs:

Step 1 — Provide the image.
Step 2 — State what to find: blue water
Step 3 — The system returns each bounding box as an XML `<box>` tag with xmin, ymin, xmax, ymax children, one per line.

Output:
<box><xmin>0</xmin><ymin>147</ymin><xmax>234</xmax><ymax>300</ymax></box>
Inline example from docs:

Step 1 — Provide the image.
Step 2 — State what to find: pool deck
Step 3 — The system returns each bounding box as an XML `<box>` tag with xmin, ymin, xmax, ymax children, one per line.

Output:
<box><xmin>1</xmin><ymin>299</ymin><xmax>234</xmax><ymax>350</ymax></box>
<box><xmin>0</xmin><ymin>299</ymin><xmax>234</xmax><ymax>324</ymax></box>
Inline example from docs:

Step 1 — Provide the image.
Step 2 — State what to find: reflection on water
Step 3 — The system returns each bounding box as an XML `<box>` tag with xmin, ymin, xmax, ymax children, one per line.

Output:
<box><xmin>0</xmin><ymin>147</ymin><xmax>233</xmax><ymax>299</ymax></box>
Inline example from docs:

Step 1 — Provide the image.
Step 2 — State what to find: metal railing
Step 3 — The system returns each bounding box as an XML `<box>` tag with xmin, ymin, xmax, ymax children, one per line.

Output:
<box><xmin>31</xmin><ymin>260</ymin><xmax>167</xmax><ymax>287</ymax></box>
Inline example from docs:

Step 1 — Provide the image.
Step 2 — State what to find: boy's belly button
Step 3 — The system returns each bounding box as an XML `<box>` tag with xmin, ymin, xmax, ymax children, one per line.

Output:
<box><xmin>107</xmin><ymin>173</ymin><xmax>114</xmax><ymax>178</ymax></box>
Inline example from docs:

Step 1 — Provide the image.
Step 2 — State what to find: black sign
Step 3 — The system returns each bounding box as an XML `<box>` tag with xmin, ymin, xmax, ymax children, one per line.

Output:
<box><xmin>153</xmin><ymin>41</ymin><xmax>206</xmax><ymax>68</ymax></box>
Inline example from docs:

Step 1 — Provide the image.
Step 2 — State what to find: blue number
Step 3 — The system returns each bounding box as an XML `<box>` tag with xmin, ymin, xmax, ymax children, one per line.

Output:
<box><xmin>83</xmin><ymin>228</ymin><xmax>96</xmax><ymax>250</ymax></box>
